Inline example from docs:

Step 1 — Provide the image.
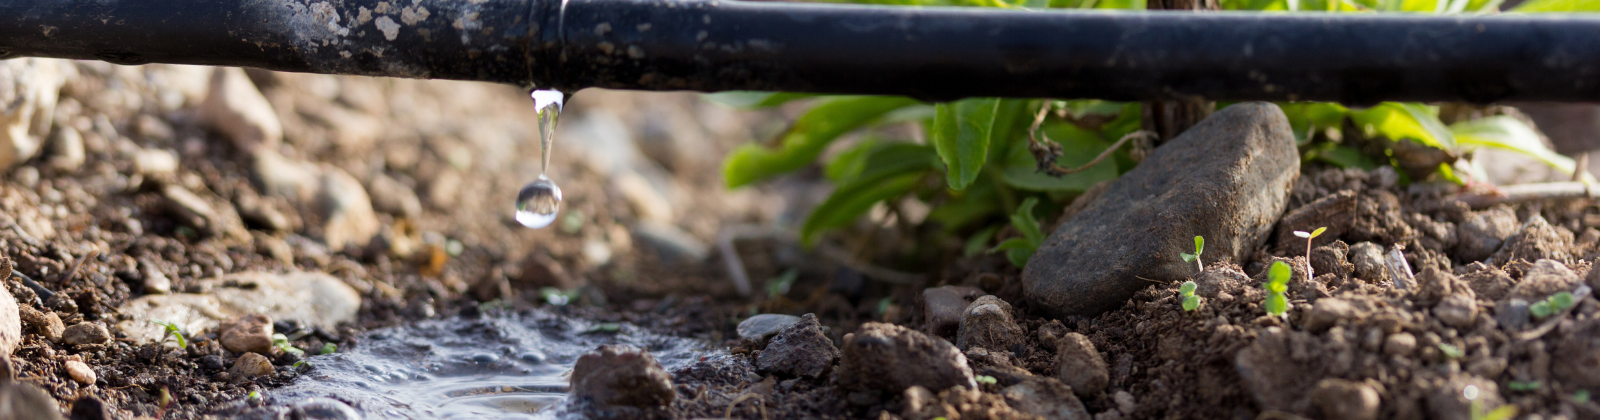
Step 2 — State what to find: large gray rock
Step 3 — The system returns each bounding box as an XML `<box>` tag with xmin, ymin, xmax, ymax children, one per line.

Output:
<box><xmin>1023</xmin><ymin>103</ymin><xmax>1300</xmax><ymax>317</ymax></box>
<box><xmin>115</xmin><ymin>271</ymin><xmax>361</xmax><ymax>345</ymax></box>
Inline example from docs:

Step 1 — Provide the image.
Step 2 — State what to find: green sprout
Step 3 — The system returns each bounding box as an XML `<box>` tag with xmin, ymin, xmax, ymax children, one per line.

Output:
<box><xmin>991</xmin><ymin>197</ymin><xmax>1045</xmax><ymax>268</ymax></box>
<box><xmin>271</xmin><ymin>333</ymin><xmax>305</xmax><ymax>356</ymax></box>
<box><xmin>1179</xmin><ymin>236</ymin><xmax>1205</xmax><ymax>272</ymax></box>
<box><xmin>1179</xmin><ymin>281</ymin><xmax>1201</xmax><ymax>312</ymax></box>
<box><xmin>1575</xmin><ymin>390</ymin><xmax>1591</xmax><ymax>404</ymax></box>
<box><xmin>1530</xmin><ymin>291</ymin><xmax>1577</xmax><ymax>319</ymax></box>
<box><xmin>319</xmin><ymin>343</ymin><xmax>337</xmax><ymax>355</ymax></box>
<box><xmin>292</xmin><ymin>360</ymin><xmax>309</xmax><ymax>369</ymax></box>
<box><xmin>1439</xmin><ymin>343</ymin><xmax>1465</xmax><ymax>359</ymax></box>
<box><xmin>151</xmin><ymin>320</ymin><xmax>188</xmax><ymax>349</ymax></box>
<box><xmin>1292</xmin><ymin>227</ymin><xmax>1327</xmax><ymax>279</ymax></box>
<box><xmin>1263</xmin><ymin>261</ymin><xmax>1292</xmax><ymax>318</ymax></box>
<box><xmin>976</xmin><ymin>375</ymin><xmax>998</xmax><ymax>385</ymax></box>
<box><xmin>1506</xmin><ymin>381</ymin><xmax>1541</xmax><ymax>392</ymax></box>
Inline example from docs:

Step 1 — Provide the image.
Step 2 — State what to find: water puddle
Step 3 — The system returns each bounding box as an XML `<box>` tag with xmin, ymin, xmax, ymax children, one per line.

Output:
<box><xmin>259</xmin><ymin>310</ymin><xmax>705</xmax><ymax>419</ymax></box>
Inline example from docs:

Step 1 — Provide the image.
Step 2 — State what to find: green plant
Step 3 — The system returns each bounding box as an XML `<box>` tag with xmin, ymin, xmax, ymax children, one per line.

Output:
<box><xmin>976</xmin><ymin>375</ymin><xmax>998</xmax><ymax>385</ymax></box>
<box><xmin>1264</xmin><ymin>261</ymin><xmax>1292</xmax><ymax>318</ymax></box>
<box><xmin>991</xmin><ymin>197</ymin><xmax>1045</xmax><ymax>267</ymax></box>
<box><xmin>320</xmin><ymin>343</ymin><xmax>337</xmax><ymax>355</ymax></box>
<box><xmin>1530</xmin><ymin>291</ymin><xmax>1577</xmax><ymax>319</ymax></box>
<box><xmin>151</xmin><ymin>320</ymin><xmax>188</xmax><ymax>349</ymax></box>
<box><xmin>1293</xmin><ymin>227</ymin><xmax>1327</xmax><ymax>278</ymax></box>
<box><xmin>1464</xmin><ymin>385</ymin><xmax>1517</xmax><ymax>420</ymax></box>
<box><xmin>1179</xmin><ymin>281</ymin><xmax>1201</xmax><ymax>311</ymax></box>
<box><xmin>1180</xmin><ymin>236</ymin><xmax>1205</xmax><ymax>272</ymax></box>
<box><xmin>1439</xmin><ymin>343</ymin><xmax>1465</xmax><ymax>359</ymax></box>
<box><xmin>1506</xmin><ymin>381</ymin><xmax>1541</xmax><ymax>392</ymax></box>
<box><xmin>1575</xmin><ymin>389</ymin><xmax>1591</xmax><ymax>404</ymax></box>
<box><xmin>272</xmin><ymin>333</ymin><xmax>305</xmax><ymax>356</ymax></box>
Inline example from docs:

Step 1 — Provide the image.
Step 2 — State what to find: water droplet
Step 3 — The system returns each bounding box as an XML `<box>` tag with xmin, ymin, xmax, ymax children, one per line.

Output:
<box><xmin>515</xmin><ymin>175</ymin><xmax>562</xmax><ymax>229</ymax></box>
<box><xmin>516</xmin><ymin>89</ymin><xmax>566</xmax><ymax>229</ymax></box>
<box><xmin>1464</xmin><ymin>385</ymin><xmax>1480</xmax><ymax>400</ymax></box>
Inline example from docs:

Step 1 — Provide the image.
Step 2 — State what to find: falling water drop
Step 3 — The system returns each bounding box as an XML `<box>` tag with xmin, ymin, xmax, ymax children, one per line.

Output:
<box><xmin>515</xmin><ymin>89</ymin><xmax>566</xmax><ymax>229</ymax></box>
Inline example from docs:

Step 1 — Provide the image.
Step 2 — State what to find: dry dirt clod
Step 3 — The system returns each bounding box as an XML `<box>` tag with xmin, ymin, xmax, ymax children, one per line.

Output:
<box><xmin>229</xmin><ymin>352</ymin><xmax>275</xmax><ymax>379</ymax></box>
<box><xmin>1460</xmin><ymin>262</ymin><xmax>1514</xmax><ymax>301</ymax></box>
<box><xmin>1433</xmin><ymin>293</ymin><xmax>1478</xmax><ymax>329</ymax></box>
<box><xmin>955</xmin><ymin>295</ymin><xmax>1023</xmax><ymax>353</ymax></box>
<box><xmin>60</xmin><ymin>322</ymin><xmax>108</xmax><ymax>346</ymax></box>
<box><xmin>1348</xmin><ymin>241</ymin><xmax>1388</xmax><ymax>282</ymax></box>
<box><xmin>1554</xmin><ymin>319</ymin><xmax>1600</xmax><ymax>388</ymax></box>
<box><xmin>569</xmin><ymin>345</ymin><xmax>675</xmax><ymax>409</ymax></box>
<box><xmin>755</xmin><ymin>313</ymin><xmax>837</xmax><ymax>379</ymax></box>
<box><xmin>1235</xmin><ymin>327</ymin><xmax>1316</xmax><ymax>413</ymax></box>
<box><xmin>1306</xmin><ymin>297</ymin><xmax>1364</xmax><ymax>333</ymax></box>
<box><xmin>837</xmin><ymin>322</ymin><xmax>976</xmax><ymax>399</ymax></box>
<box><xmin>63</xmin><ymin>360</ymin><xmax>95</xmax><ymax>385</ymax></box>
<box><xmin>1001</xmin><ymin>377</ymin><xmax>1092</xmax><ymax>420</ymax></box>
<box><xmin>1055</xmin><ymin>332</ymin><xmax>1109</xmax><ymax>398</ymax></box>
<box><xmin>1455</xmin><ymin>207</ymin><xmax>1518</xmax><ymax>262</ymax></box>
<box><xmin>1024</xmin><ymin>102</ymin><xmax>1299</xmax><ymax>317</ymax></box>
<box><xmin>1384</xmin><ymin>332</ymin><xmax>1418</xmax><ymax>357</ymax></box>
<box><xmin>736</xmin><ymin>313</ymin><xmax>800</xmax><ymax>344</ymax></box>
<box><xmin>1310</xmin><ymin>378</ymin><xmax>1380</xmax><ymax>420</ymax></box>
<box><xmin>0</xmin><ymin>284</ymin><xmax>17</xmax><ymax>355</ymax></box>
<box><xmin>1275</xmin><ymin>190</ymin><xmax>1357</xmax><ymax>252</ymax></box>
<box><xmin>218</xmin><ymin>313</ymin><xmax>275</xmax><ymax>355</ymax></box>
<box><xmin>1491</xmin><ymin>214</ymin><xmax>1575</xmax><ymax>265</ymax></box>
<box><xmin>1510</xmin><ymin>259</ymin><xmax>1581</xmax><ymax>301</ymax></box>
<box><xmin>923</xmin><ymin>285</ymin><xmax>984</xmax><ymax>339</ymax></box>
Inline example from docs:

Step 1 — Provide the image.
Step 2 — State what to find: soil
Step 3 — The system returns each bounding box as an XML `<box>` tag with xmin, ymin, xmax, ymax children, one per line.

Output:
<box><xmin>6</xmin><ymin>60</ymin><xmax>1600</xmax><ymax>420</ymax></box>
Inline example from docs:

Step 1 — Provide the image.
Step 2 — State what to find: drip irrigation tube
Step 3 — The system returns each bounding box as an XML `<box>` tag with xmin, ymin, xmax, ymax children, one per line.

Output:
<box><xmin>3</xmin><ymin>0</ymin><xmax>1600</xmax><ymax>102</ymax></box>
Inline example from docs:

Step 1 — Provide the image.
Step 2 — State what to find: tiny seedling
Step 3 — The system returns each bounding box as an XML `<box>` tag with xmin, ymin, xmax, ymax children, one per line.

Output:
<box><xmin>272</xmin><ymin>333</ymin><xmax>305</xmax><ymax>356</ymax></box>
<box><xmin>293</xmin><ymin>360</ymin><xmax>309</xmax><ymax>369</ymax></box>
<box><xmin>151</xmin><ymin>320</ymin><xmax>188</xmax><ymax>349</ymax></box>
<box><xmin>1179</xmin><ymin>236</ymin><xmax>1205</xmax><ymax>272</ymax></box>
<box><xmin>538</xmin><ymin>287</ymin><xmax>581</xmax><ymax>306</ymax></box>
<box><xmin>975</xmin><ymin>375</ymin><xmax>998</xmax><ymax>385</ymax></box>
<box><xmin>1263</xmin><ymin>261</ymin><xmax>1292</xmax><ymax>318</ymax></box>
<box><xmin>1506</xmin><ymin>381</ymin><xmax>1541</xmax><ymax>392</ymax></box>
<box><xmin>1179</xmin><ymin>281</ymin><xmax>1201</xmax><ymax>311</ymax></box>
<box><xmin>991</xmin><ymin>197</ymin><xmax>1046</xmax><ymax>268</ymax></box>
<box><xmin>319</xmin><ymin>343</ymin><xmax>337</xmax><ymax>355</ymax></box>
<box><xmin>1530</xmin><ymin>291</ymin><xmax>1577</xmax><ymax>319</ymax></box>
<box><xmin>1293</xmin><ymin>227</ymin><xmax>1327</xmax><ymax>279</ymax></box>
<box><xmin>1439</xmin><ymin>343</ymin><xmax>1465</xmax><ymax>359</ymax></box>
<box><xmin>1575</xmin><ymin>390</ymin><xmax>1591</xmax><ymax>404</ymax></box>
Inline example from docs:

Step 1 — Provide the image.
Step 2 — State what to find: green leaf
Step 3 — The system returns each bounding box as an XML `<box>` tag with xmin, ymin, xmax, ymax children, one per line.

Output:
<box><xmin>999</xmin><ymin>122</ymin><xmax>1120</xmax><ymax>192</ymax></box>
<box><xmin>1551</xmin><ymin>291</ymin><xmax>1576</xmax><ymax>310</ymax></box>
<box><xmin>1311</xmin><ymin>227</ymin><xmax>1327</xmax><ymax>238</ymax></box>
<box><xmin>1452</xmin><ymin>116</ymin><xmax>1594</xmax><ymax>183</ymax></box>
<box><xmin>1180</xmin><ymin>253</ymin><xmax>1198</xmax><ymax>262</ymax></box>
<box><xmin>1350</xmin><ymin>102</ymin><xmax>1456</xmax><ymax>150</ymax></box>
<box><xmin>926</xmin><ymin>179</ymin><xmax>1002</xmax><ymax>231</ymax></box>
<box><xmin>1481</xmin><ymin>405</ymin><xmax>1518</xmax><ymax>420</ymax></box>
<box><xmin>1182</xmin><ymin>295</ymin><xmax>1201</xmax><ymax>311</ymax></box>
<box><xmin>1279</xmin><ymin>102</ymin><xmax>1350</xmax><ymax>143</ymax></box>
<box><xmin>837</xmin><ymin>143</ymin><xmax>941</xmax><ymax>187</ymax></box>
<box><xmin>965</xmin><ymin>225</ymin><xmax>1002</xmax><ymax>257</ymax></box>
<box><xmin>933</xmin><ymin>98</ymin><xmax>1001</xmax><ymax>191</ymax></box>
<box><xmin>801</xmin><ymin>173</ymin><xmax>922</xmax><ymax>245</ymax></box>
<box><xmin>1531</xmin><ymin>300</ymin><xmax>1554</xmax><ymax>318</ymax></box>
<box><xmin>1512</xmin><ymin>0</ymin><xmax>1600</xmax><ymax>11</ymax></box>
<box><xmin>1311</xmin><ymin>144</ymin><xmax>1380</xmax><ymax>170</ymax></box>
<box><xmin>1264</xmin><ymin>294</ymin><xmax>1290</xmax><ymax>316</ymax></box>
<box><xmin>1180</xmin><ymin>281</ymin><xmax>1198</xmax><ymax>296</ymax></box>
<box><xmin>1268</xmin><ymin>261</ymin><xmax>1292</xmax><ymax>287</ymax></box>
<box><xmin>824</xmin><ymin>139</ymin><xmax>878</xmax><ymax>182</ymax></box>
<box><xmin>1006</xmin><ymin>249</ymin><xmax>1033</xmax><ymax>267</ymax></box>
<box><xmin>1011</xmin><ymin>197</ymin><xmax>1044</xmax><ymax>246</ymax></box>
<box><xmin>1194</xmin><ymin>235</ymin><xmax>1205</xmax><ymax>255</ymax></box>
<box><xmin>724</xmin><ymin>96</ymin><xmax>919</xmax><ymax>188</ymax></box>
<box><xmin>702</xmin><ymin>91</ymin><xmax>816</xmax><ymax>109</ymax></box>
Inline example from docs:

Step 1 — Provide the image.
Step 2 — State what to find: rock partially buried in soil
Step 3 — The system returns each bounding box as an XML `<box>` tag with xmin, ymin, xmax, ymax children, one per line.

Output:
<box><xmin>229</xmin><ymin>352</ymin><xmax>275</xmax><ymax>379</ymax></box>
<box><xmin>64</xmin><ymin>360</ymin><xmax>95</xmax><ymax>385</ymax></box>
<box><xmin>736</xmin><ymin>313</ymin><xmax>801</xmax><ymax>343</ymax></box>
<box><xmin>1023</xmin><ymin>102</ymin><xmax>1299</xmax><ymax>317</ymax></box>
<box><xmin>218</xmin><ymin>313</ymin><xmax>275</xmax><ymax>355</ymax></box>
<box><xmin>116</xmin><ymin>271</ymin><xmax>360</xmax><ymax>345</ymax></box>
<box><xmin>838</xmin><ymin>322</ymin><xmax>976</xmax><ymax>399</ymax></box>
<box><xmin>569</xmin><ymin>345</ymin><xmax>675</xmax><ymax>409</ymax></box>
<box><xmin>61</xmin><ymin>322</ymin><xmax>109</xmax><ymax>346</ymax></box>
<box><xmin>1235</xmin><ymin>327</ymin><xmax>1315</xmax><ymax>413</ymax></box>
<box><xmin>201</xmin><ymin>67</ymin><xmax>283</xmax><ymax>149</ymax></box>
<box><xmin>1054</xmin><ymin>332</ymin><xmax>1108</xmax><ymax>398</ymax></box>
<box><xmin>1433</xmin><ymin>293</ymin><xmax>1478</xmax><ymax>329</ymax></box>
<box><xmin>755</xmin><ymin>313</ymin><xmax>838</xmax><ymax>378</ymax></box>
<box><xmin>1000</xmin><ymin>377</ymin><xmax>1093</xmax><ymax>420</ymax></box>
<box><xmin>0</xmin><ymin>282</ymin><xmax>18</xmax><ymax>355</ymax></box>
<box><xmin>1554</xmin><ymin>319</ymin><xmax>1600</xmax><ymax>388</ymax></box>
<box><xmin>955</xmin><ymin>295</ymin><xmax>1023</xmax><ymax>353</ymax></box>
<box><xmin>1490</xmin><ymin>215</ymin><xmax>1574</xmax><ymax>265</ymax></box>
<box><xmin>0</xmin><ymin>58</ymin><xmax>66</xmax><ymax>171</ymax></box>
<box><xmin>923</xmin><ymin>285</ymin><xmax>984</xmax><ymax>339</ymax></box>
<box><xmin>1310</xmin><ymin>378</ymin><xmax>1379</xmax><ymax>420</ymax></box>
<box><xmin>1305</xmin><ymin>298</ymin><xmax>1365</xmax><ymax>333</ymax></box>
<box><xmin>1455</xmin><ymin>207</ymin><xmax>1518</xmax><ymax>262</ymax></box>
<box><xmin>1349</xmin><ymin>242</ymin><xmax>1388</xmax><ymax>282</ymax></box>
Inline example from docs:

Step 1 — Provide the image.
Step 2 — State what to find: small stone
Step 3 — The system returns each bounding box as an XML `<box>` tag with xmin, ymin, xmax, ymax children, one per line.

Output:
<box><xmin>1384</xmin><ymin>332</ymin><xmax>1417</xmax><ymax>356</ymax></box>
<box><xmin>736</xmin><ymin>314</ymin><xmax>801</xmax><ymax>343</ymax></box>
<box><xmin>1056</xmin><ymin>332</ymin><xmax>1109</xmax><ymax>398</ymax></box>
<box><xmin>64</xmin><ymin>360</ymin><xmax>95</xmax><ymax>385</ymax></box>
<box><xmin>756</xmin><ymin>314</ymin><xmax>839</xmax><ymax>378</ymax></box>
<box><xmin>251</xmin><ymin>148</ymin><xmax>322</xmax><ymax>202</ymax></box>
<box><xmin>1113</xmin><ymin>390</ymin><xmax>1137</xmax><ymax>415</ymax></box>
<box><xmin>1310</xmin><ymin>378</ymin><xmax>1380</xmax><ymax>420</ymax></box>
<box><xmin>162</xmin><ymin>184</ymin><xmax>248</xmax><ymax>240</ymax></box>
<box><xmin>631</xmin><ymin>221</ymin><xmax>708</xmax><ymax>263</ymax></box>
<box><xmin>1433</xmin><ymin>293</ymin><xmax>1478</xmax><ymax>329</ymax></box>
<box><xmin>317</xmin><ymin>168</ymin><xmax>380</xmax><ymax>251</ymax></box>
<box><xmin>0</xmin><ymin>377</ymin><xmax>65</xmax><ymax>420</ymax></box>
<box><xmin>1491</xmin><ymin>214</ymin><xmax>1575</xmax><ymax>265</ymax></box>
<box><xmin>1348</xmin><ymin>242</ymin><xmax>1388</xmax><ymax>282</ymax></box>
<box><xmin>955</xmin><ymin>295</ymin><xmax>1023</xmax><ymax>353</ymax></box>
<box><xmin>1305</xmin><ymin>298</ymin><xmax>1363</xmax><ymax>333</ymax></box>
<box><xmin>61</xmin><ymin>322</ymin><xmax>109</xmax><ymax>346</ymax></box>
<box><xmin>218</xmin><ymin>313</ymin><xmax>275</xmax><ymax>355</ymax></box>
<box><xmin>923</xmin><ymin>286</ymin><xmax>984</xmax><ymax>339</ymax></box>
<box><xmin>1191</xmin><ymin>264</ymin><xmax>1250</xmax><ymax>298</ymax></box>
<box><xmin>1460</xmin><ymin>263</ymin><xmax>1514</xmax><ymax>301</ymax></box>
<box><xmin>229</xmin><ymin>352</ymin><xmax>275</xmax><ymax>379</ymax></box>
<box><xmin>1235</xmin><ymin>327</ymin><xmax>1315</xmax><ymax>412</ymax></box>
<box><xmin>134</xmin><ymin>148</ymin><xmax>179</xmax><ymax>177</ymax></box>
<box><xmin>201</xmin><ymin>67</ymin><xmax>283</xmax><ymax>149</ymax></box>
<box><xmin>838</xmin><ymin>322</ymin><xmax>976</xmax><ymax>397</ymax></box>
<box><xmin>140</xmin><ymin>259</ymin><xmax>171</xmax><ymax>294</ymax></box>
<box><xmin>366</xmin><ymin>173</ymin><xmax>422</xmax><ymax>219</ymax></box>
<box><xmin>45</xmin><ymin>292</ymin><xmax>77</xmax><ymax>314</ymax></box>
<box><xmin>1001</xmin><ymin>377</ymin><xmax>1093</xmax><ymax>420</ymax></box>
<box><xmin>1510</xmin><ymin>259</ymin><xmax>1581</xmax><ymax>301</ymax></box>
<box><xmin>0</xmin><ymin>283</ymin><xmax>18</xmax><ymax>355</ymax></box>
<box><xmin>47</xmin><ymin>125</ymin><xmax>85</xmax><ymax>172</ymax></box>
<box><xmin>1455</xmin><ymin>207</ymin><xmax>1518</xmax><ymax>262</ymax></box>
<box><xmin>1310</xmin><ymin>241</ymin><xmax>1353</xmax><ymax>280</ymax></box>
<box><xmin>569</xmin><ymin>345</ymin><xmax>675</xmax><ymax>408</ymax></box>
<box><xmin>1025</xmin><ymin>103</ymin><xmax>1299</xmax><ymax>317</ymax></box>
<box><xmin>116</xmin><ymin>271</ymin><xmax>361</xmax><ymax>345</ymax></box>
<box><xmin>0</xmin><ymin>58</ymin><xmax>66</xmax><ymax>170</ymax></box>
<box><xmin>36</xmin><ymin>312</ymin><xmax>64</xmax><ymax>342</ymax></box>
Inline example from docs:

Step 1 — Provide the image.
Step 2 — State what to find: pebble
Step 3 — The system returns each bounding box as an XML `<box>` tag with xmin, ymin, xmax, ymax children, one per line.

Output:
<box><xmin>569</xmin><ymin>345</ymin><xmax>675</xmax><ymax>408</ymax></box>
<box><xmin>366</xmin><ymin>173</ymin><xmax>422</xmax><ymax>220</ymax></box>
<box><xmin>201</xmin><ymin>67</ymin><xmax>283</xmax><ymax>149</ymax></box>
<box><xmin>37</xmin><ymin>312</ymin><xmax>64</xmax><ymax>342</ymax></box>
<box><xmin>134</xmin><ymin>148</ymin><xmax>179</xmax><ymax>177</ymax></box>
<box><xmin>736</xmin><ymin>313</ymin><xmax>801</xmax><ymax>343</ymax></box>
<box><xmin>1024</xmin><ymin>103</ymin><xmax>1300</xmax><ymax>317</ymax></box>
<box><xmin>1491</xmin><ymin>214</ymin><xmax>1575</xmax><ymax>265</ymax></box>
<box><xmin>140</xmin><ymin>259</ymin><xmax>172</xmax><ymax>294</ymax></box>
<box><xmin>755</xmin><ymin>313</ymin><xmax>838</xmax><ymax>378</ymax></box>
<box><xmin>1433</xmin><ymin>293</ymin><xmax>1478</xmax><ymax>329</ymax></box>
<box><xmin>317</xmin><ymin>167</ymin><xmax>381</xmax><ymax>251</ymax></box>
<box><xmin>837</xmin><ymin>322</ymin><xmax>976</xmax><ymax>398</ymax></box>
<box><xmin>0</xmin><ymin>282</ymin><xmax>18</xmax><ymax>355</ymax></box>
<box><xmin>1455</xmin><ymin>207</ymin><xmax>1518</xmax><ymax>262</ymax></box>
<box><xmin>61</xmin><ymin>322</ymin><xmax>109</xmax><ymax>346</ymax></box>
<box><xmin>922</xmin><ymin>285</ymin><xmax>984</xmax><ymax>339</ymax></box>
<box><xmin>1310</xmin><ymin>378</ymin><xmax>1379</xmax><ymax>420</ymax></box>
<box><xmin>1055</xmin><ymin>332</ymin><xmax>1109</xmax><ymax>398</ymax></box>
<box><xmin>64</xmin><ymin>360</ymin><xmax>96</xmax><ymax>385</ymax></box>
<box><xmin>218</xmin><ymin>313</ymin><xmax>275</xmax><ymax>355</ymax></box>
<box><xmin>229</xmin><ymin>352</ymin><xmax>275</xmax><ymax>379</ymax></box>
<box><xmin>162</xmin><ymin>184</ymin><xmax>248</xmax><ymax>240</ymax></box>
<box><xmin>1384</xmin><ymin>332</ymin><xmax>1417</xmax><ymax>356</ymax></box>
<box><xmin>955</xmin><ymin>295</ymin><xmax>1024</xmax><ymax>353</ymax></box>
<box><xmin>1305</xmin><ymin>298</ymin><xmax>1363</xmax><ymax>333</ymax></box>
<box><xmin>0</xmin><ymin>58</ymin><xmax>66</xmax><ymax>170</ymax></box>
<box><xmin>1348</xmin><ymin>243</ymin><xmax>1388</xmax><ymax>283</ymax></box>
<box><xmin>47</xmin><ymin>125</ymin><xmax>85</xmax><ymax>172</ymax></box>
<box><xmin>250</xmin><ymin>148</ymin><xmax>322</xmax><ymax>202</ymax></box>
<box><xmin>116</xmin><ymin>271</ymin><xmax>361</xmax><ymax>345</ymax></box>
<box><xmin>1001</xmin><ymin>378</ymin><xmax>1093</xmax><ymax>420</ymax></box>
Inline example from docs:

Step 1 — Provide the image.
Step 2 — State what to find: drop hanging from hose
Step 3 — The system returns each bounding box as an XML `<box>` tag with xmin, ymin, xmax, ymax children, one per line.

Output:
<box><xmin>514</xmin><ymin>89</ymin><xmax>567</xmax><ymax>229</ymax></box>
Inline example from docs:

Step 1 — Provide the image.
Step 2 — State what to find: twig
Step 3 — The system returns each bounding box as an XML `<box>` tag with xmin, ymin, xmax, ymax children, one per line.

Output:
<box><xmin>724</xmin><ymin>393</ymin><xmax>767</xmax><ymax>420</ymax></box>
<box><xmin>1453</xmin><ymin>182</ymin><xmax>1600</xmax><ymax>209</ymax></box>
<box><xmin>58</xmin><ymin>249</ymin><xmax>99</xmax><ymax>285</ymax></box>
<box><xmin>1027</xmin><ymin>109</ymin><xmax>1154</xmax><ymax>176</ymax></box>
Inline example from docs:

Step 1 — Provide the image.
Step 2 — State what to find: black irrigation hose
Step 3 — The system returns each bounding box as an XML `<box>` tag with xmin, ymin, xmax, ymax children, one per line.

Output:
<box><xmin>3</xmin><ymin>0</ymin><xmax>1600</xmax><ymax>102</ymax></box>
